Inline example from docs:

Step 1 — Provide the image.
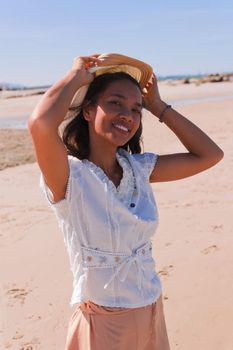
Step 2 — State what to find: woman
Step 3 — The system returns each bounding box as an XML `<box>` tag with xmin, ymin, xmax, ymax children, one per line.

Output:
<box><xmin>28</xmin><ymin>53</ymin><xmax>223</xmax><ymax>350</ymax></box>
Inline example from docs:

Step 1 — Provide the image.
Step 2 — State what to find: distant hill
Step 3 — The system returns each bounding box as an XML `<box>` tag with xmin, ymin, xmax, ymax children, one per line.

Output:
<box><xmin>0</xmin><ymin>82</ymin><xmax>51</xmax><ymax>91</ymax></box>
<box><xmin>0</xmin><ymin>82</ymin><xmax>25</xmax><ymax>90</ymax></box>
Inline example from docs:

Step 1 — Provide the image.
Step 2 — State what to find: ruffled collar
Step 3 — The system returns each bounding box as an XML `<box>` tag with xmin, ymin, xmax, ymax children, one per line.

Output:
<box><xmin>82</xmin><ymin>149</ymin><xmax>136</xmax><ymax>207</ymax></box>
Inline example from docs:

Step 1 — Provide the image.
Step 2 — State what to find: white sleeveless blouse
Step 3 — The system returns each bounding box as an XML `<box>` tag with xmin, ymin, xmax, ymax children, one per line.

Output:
<box><xmin>39</xmin><ymin>148</ymin><xmax>162</xmax><ymax>308</ymax></box>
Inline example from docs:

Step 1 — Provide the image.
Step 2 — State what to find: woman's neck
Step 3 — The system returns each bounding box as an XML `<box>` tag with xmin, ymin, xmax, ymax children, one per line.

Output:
<box><xmin>88</xmin><ymin>147</ymin><xmax>123</xmax><ymax>186</ymax></box>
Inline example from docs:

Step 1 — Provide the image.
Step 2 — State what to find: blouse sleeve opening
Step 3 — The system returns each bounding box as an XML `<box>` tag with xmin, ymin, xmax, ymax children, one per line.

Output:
<box><xmin>39</xmin><ymin>169</ymin><xmax>72</xmax><ymax>207</ymax></box>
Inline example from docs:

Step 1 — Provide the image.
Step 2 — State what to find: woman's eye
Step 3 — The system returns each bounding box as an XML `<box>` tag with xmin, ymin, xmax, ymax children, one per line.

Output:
<box><xmin>110</xmin><ymin>100</ymin><xmax>121</xmax><ymax>106</ymax></box>
<box><xmin>132</xmin><ymin>109</ymin><xmax>142</xmax><ymax>115</ymax></box>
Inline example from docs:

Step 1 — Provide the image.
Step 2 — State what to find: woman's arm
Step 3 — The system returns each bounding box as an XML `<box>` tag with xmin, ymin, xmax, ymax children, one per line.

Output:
<box><xmin>143</xmin><ymin>74</ymin><xmax>224</xmax><ymax>183</ymax></box>
<box><xmin>28</xmin><ymin>55</ymin><xmax>100</xmax><ymax>202</ymax></box>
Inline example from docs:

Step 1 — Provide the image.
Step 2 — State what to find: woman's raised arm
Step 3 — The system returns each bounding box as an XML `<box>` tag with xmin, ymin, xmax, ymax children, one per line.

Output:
<box><xmin>28</xmin><ymin>55</ymin><xmax>100</xmax><ymax>202</ymax></box>
<box><xmin>143</xmin><ymin>74</ymin><xmax>224</xmax><ymax>183</ymax></box>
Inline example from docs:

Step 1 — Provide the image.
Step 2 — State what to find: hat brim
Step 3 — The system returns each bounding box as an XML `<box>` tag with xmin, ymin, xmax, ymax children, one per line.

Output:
<box><xmin>65</xmin><ymin>53</ymin><xmax>153</xmax><ymax>120</ymax></box>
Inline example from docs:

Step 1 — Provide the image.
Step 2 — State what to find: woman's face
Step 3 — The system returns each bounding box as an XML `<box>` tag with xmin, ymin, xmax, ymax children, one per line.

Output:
<box><xmin>85</xmin><ymin>79</ymin><xmax>142</xmax><ymax>148</ymax></box>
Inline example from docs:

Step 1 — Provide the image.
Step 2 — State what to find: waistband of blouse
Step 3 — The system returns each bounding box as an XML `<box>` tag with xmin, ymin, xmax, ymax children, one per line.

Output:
<box><xmin>81</xmin><ymin>241</ymin><xmax>153</xmax><ymax>291</ymax></box>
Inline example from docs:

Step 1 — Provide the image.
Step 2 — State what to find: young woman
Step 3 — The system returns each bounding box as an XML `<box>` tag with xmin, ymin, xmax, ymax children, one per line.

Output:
<box><xmin>28</xmin><ymin>53</ymin><xmax>224</xmax><ymax>350</ymax></box>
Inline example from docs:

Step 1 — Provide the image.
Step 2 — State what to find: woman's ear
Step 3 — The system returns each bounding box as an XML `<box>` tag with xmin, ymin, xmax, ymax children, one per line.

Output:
<box><xmin>83</xmin><ymin>108</ymin><xmax>91</xmax><ymax>122</ymax></box>
<box><xmin>83</xmin><ymin>102</ymin><xmax>96</xmax><ymax>122</ymax></box>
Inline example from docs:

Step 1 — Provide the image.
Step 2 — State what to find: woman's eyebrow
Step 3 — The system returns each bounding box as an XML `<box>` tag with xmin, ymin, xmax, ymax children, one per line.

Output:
<box><xmin>110</xmin><ymin>93</ymin><xmax>142</xmax><ymax>108</ymax></box>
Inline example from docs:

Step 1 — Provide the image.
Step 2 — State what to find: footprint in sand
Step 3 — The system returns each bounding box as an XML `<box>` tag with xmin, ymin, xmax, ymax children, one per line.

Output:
<box><xmin>12</xmin><ymin>331</ymin><xmax>24</xmax><ymax>340</ymax></box>
<box><xmin>26</xmin><ymin>314</ymin><xmax>42</xmax><ymax>321</ymax></box>
<box><xmin>211</xmin><ymin>224</ymin><xmax>223</xmax><ymax>233</ymax></box>
<box><xmin>158</xmin><ymin>265</ymin><xmax>174</xmax><ymax>277</ymax></box>
<box><xmin>201</xmin><ymin>245</ymin><xmax>219</xmax><ymax>255</ymax></box>
<box><xmin>19</xmin><ymin>337</ymin><xmax>40</xmax><ymax>350</ymax></box>
<box><xmin>6</xmin><ymin>286</ymin><xmax>31</xmax><ymax>306</ymax></box>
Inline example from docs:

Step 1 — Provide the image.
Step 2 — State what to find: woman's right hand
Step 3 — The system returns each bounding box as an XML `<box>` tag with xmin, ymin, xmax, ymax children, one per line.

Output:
<box><xmin>71</xmin><ymin>54</ymin><xmax>102</xmax><ymax>86</ymax></box>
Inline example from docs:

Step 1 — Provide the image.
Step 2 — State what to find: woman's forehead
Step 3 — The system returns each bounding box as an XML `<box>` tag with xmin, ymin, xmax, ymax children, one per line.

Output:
<box><xmin>102</xmin><ymin>79</ymin><xmax>142</xmax><ymax>101</ymax></box>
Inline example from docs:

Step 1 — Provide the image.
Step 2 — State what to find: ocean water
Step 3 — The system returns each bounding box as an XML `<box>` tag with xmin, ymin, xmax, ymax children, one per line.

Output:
<box><xmin>0</xmin><ymin>94</ymin><xmax>233</xmax><ymax>129</ymax></box>
<box><xmin>169</xmin><ymin>94</ymin><xmax>233</xmax><ymax>107</ymax></box>
<box><xmin>158</xmin><ymin>74</ymin><xmax>205</xmax><ymax>81</ymax></box>
<box><xmin>0</xmin><ymin>118</ymin><xmax>28</xmax><ymax>129</ymax></box>
<box><xmin>158</xmin><ymin>74</ymin><xmax>233</xmax><ymax>81</ymax></box>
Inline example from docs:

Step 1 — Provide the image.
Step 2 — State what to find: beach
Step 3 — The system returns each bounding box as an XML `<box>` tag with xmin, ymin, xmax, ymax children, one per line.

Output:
<box><xmin>0</xmin><ymin>81</ymin><xmax>232</xmax><ymax>350</ymax></box>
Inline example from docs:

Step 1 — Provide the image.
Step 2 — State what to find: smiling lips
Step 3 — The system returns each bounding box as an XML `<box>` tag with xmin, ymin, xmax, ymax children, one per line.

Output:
<box><xmin>112</xmin><ymin>122</ymin><xmax>131</xmax><ymax>133</ymax></box>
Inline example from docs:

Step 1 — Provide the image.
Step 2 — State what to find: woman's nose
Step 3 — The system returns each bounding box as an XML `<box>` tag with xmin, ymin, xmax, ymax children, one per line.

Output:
<box><xmin>119</xmin><ymin>108</ymin><xmax>133</xmax><ymax>121</ymax></box>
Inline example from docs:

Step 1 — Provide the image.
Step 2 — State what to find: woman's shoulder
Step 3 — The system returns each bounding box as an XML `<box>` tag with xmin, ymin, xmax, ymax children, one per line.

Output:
<box><xmin>118</xmin><ymin>148</ymin><xmax>158</xmax><ymax>166</ymax></box>
<box><xmin>118</xmin><ymin>148</ymin><xmax>159</xmax><ymax>178</ymax></box>
<box><xmin>68</xmin><ymin>154</ymin><xmax>82</xmax><ymax>163</ymax></box>
<box><xmin>67</xmin><ymin>154</ymin><xmax>85</xmax><ymax>177</ymax></box>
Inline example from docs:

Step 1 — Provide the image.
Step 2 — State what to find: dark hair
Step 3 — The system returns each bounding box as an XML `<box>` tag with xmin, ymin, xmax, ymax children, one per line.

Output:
<box><xmin>62</xmin><ymin>72</ymin><xmax>143</xmax><ymax>159</ymax></box>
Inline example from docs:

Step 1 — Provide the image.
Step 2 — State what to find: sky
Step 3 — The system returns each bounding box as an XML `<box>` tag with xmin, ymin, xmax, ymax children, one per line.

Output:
<box><xmin>0</xmin><ymin>0</ymin><xmax>233</xmax><ymax>86</ymax></box>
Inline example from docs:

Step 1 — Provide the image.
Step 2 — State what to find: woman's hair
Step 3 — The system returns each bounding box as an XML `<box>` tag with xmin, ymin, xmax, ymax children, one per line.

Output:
<box><xmin>62</xmin><ymin>72</ymin><xmax>143</xmax><ymax>159</ymax></box>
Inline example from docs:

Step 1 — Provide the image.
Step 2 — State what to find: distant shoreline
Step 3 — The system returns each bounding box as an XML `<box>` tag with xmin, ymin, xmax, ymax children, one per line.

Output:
<box><xmin>1</xmin><ymin>72</ymin><xmax>233</xmax><ymax>92</ymax></box>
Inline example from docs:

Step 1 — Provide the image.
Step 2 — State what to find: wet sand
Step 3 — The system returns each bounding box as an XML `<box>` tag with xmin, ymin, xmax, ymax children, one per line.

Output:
<box><xmin>0</xmin><ymin>129</ymin><xmax>35</xmax><ymax>170</ymax></box>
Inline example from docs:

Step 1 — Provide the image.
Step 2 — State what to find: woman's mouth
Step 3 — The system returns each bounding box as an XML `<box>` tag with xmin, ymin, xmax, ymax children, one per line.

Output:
<box><xmin>112</xmin><ymin>122</ymin><xmax>130</xmax><ymax>134</ymax></box>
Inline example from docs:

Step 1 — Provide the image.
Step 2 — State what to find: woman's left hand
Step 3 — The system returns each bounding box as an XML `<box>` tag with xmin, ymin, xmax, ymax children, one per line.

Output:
<box><xmin>142</xmin><ymin>73</ymin><xmax>163</xmax><ymax>115</ymax></box>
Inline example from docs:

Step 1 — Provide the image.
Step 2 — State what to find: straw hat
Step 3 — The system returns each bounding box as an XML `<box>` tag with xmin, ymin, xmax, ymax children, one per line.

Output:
<box><xmin>66</xmin><ymin>53</ymin><xmax>154</xmax><ymax>120</ymax></box>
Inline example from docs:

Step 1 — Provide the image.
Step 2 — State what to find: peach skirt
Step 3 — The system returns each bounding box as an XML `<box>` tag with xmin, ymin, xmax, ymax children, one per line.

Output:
<box><xmin>64</xmin><ymin>294</ymin><xmax>170</xmax><ymax>350</ymax></box>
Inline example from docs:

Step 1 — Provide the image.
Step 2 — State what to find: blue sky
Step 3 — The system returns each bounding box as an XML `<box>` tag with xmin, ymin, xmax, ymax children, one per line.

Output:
<box><xmin>0</xmin><ymin>0</ymin><xmax>233</xmax><ymax>86</ymax></box>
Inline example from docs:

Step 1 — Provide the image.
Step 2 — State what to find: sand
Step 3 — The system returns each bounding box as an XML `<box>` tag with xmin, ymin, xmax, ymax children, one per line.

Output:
<box><xmin>0</xmin><ymin>81</ymin><xmax>232</xmax><ymax>350</ymax></box>
<box><xmin>0</xmin><ymin>130</ymin><xmax>35</xmax><ymax>170</ymax></box>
